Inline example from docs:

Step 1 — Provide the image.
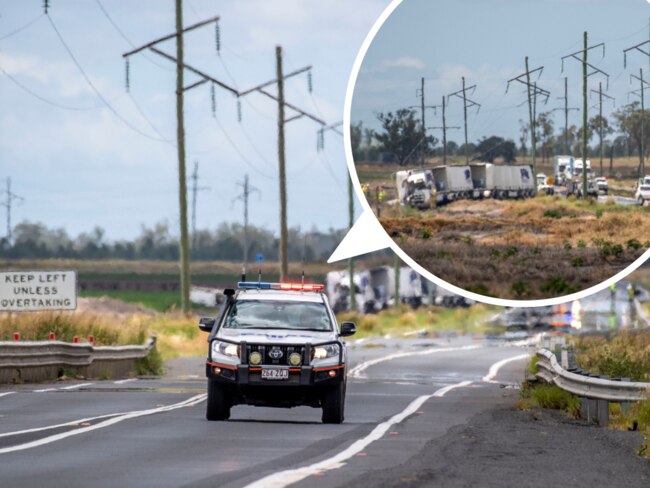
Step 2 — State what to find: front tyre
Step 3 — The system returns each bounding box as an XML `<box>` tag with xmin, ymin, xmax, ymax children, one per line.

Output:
<box><xmin>206</xmin><ymin>379</ymin><xmax>231</xmax><ymax>421</ymax></box>
<box><xmin>322</xmin><ymin>381</ymin><xmax>345</xmax><ymax>424</ymax></box>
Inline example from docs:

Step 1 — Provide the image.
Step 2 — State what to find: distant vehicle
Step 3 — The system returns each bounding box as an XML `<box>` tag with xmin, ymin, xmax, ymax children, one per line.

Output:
<box><xmin>595</xmin><ymin>176</ymin><xmax>608</xmax><ymax>195</ymax></box>
<box><xmin>432</xmin><ymin>165</ymin><xmax>474</xmax><ymax>204</ymax></box>
<box><xmin>198</xmin><ymin>281</ymin><xmax>356</xmax><ymax>424</ymax></box>
<box><xmin>552</xmin><ymin>155</ymin><xmax>573</xmax><ymax>185</ymax></box>
<box><xmin>635</xmin><ymin>176</ymin><xmax>650</xmax><ymax>206</ymax></box>
<box><xmin>536</xmin><ymin>172</ymin><xmax>555</xmax><ymax>195</ymax></box>
<box><xmin>395</xmin><ymin>169</ymin><xmax>435</xmax><ymax>209</ymax></box>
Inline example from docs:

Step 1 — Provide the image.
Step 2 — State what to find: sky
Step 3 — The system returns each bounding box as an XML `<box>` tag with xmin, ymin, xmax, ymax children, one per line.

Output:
<box><xmin>352</xmin><ymin>0</ymin><xmax>650</xmax><ymax>148</ymax></box>
<box><xmin>0</xmin><ymin>0</ymin><xmax>390</xmax><ymax>241</ymax></box>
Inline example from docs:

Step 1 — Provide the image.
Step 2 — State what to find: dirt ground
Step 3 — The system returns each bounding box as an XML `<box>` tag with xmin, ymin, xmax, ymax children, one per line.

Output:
<box><xmin>380</xmin><ymin>198</ymin><xmax>649</xmax><ymax>299</ymax></box>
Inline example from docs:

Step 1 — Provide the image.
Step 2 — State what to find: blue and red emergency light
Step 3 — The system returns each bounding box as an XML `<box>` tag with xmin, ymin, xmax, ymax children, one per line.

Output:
<box><xmin>237</xmin><ymin>282</ymin><xmax>324</xmax><ymax>292</ymax></box>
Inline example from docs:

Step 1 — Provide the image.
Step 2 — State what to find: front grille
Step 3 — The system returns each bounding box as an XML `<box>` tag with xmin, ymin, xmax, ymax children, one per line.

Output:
<box><xmin>245</xmin><ymin>344</ymin><xmax>306</xmax><ymax>366</ymax></box>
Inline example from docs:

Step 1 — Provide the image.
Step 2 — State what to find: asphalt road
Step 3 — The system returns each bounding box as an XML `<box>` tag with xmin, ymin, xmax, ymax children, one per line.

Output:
<box><xmin>0</xmin><ymin>336</ymin><xmax>645</xmax><ymax>487</ymax></box>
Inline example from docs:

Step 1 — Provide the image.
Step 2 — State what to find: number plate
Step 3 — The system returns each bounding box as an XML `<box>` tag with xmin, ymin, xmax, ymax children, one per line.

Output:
<box><xmin>261</xmin><ymin>368</ymin><xmax>289</xmax><ymax>380</ymax></box>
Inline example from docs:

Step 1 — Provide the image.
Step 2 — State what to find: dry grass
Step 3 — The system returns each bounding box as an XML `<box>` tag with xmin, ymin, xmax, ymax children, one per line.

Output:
<box><xmin>575</xmin><ymin>330</ymin><xmax>650</xmax><ymax>382</ymax></box>
<box><xmin>379</xmin><ymin>197</ymin><xmax>649</xmax><ymax>299</ymax></box>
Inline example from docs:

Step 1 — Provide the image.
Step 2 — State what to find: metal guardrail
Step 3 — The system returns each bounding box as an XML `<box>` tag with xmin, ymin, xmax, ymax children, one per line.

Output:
<box><xmin>536</xmin><ymin>348</ymin><xmax>649</xmax><ymax>402</ymax></box>
<box><xmin>0</xmin><ymin>336</ymin><xmax>156</xmax><ymax>382</ymax></box>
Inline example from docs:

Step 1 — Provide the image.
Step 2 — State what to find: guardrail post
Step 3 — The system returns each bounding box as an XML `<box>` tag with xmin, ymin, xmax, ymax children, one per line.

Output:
<box><xmin>560</xmin><ymin>348</ymin><xmax>569</xmax><ymax>369</ymax></box>
<box><xmin>597</xmin><ymin>399</ymin><xmax>609</xmax><ymax>426</ymax></box>
<box><xmin>567</xmin><ymin>346</ymin><xmax>577</xmax><ymax>370</ymax></box>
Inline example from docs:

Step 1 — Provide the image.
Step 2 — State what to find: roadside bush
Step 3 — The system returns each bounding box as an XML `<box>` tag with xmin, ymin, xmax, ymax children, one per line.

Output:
<box><xmin>532</xmin><ymin>384</ymin><xmax>580</xmax><ymax>417</ymax></box>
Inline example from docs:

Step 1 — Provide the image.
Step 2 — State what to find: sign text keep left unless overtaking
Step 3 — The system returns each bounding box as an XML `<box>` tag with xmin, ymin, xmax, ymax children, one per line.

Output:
<box><xmin>0</xmin><ymin>271</ymin><xmax>77</xmax><ymax>312</ymax></box>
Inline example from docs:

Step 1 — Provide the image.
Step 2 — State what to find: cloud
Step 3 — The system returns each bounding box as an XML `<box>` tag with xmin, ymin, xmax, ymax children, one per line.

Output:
<box><xmin>381</xmin><ymin>56</ymin><xmax>425</xmax><ymax>71</ymax></box>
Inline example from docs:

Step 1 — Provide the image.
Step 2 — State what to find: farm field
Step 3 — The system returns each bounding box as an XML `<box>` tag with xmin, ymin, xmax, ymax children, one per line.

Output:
<box><xmin>380</xmin><ymin>196</ymin><xmax>649</xmax><ymax>299</ymax></box>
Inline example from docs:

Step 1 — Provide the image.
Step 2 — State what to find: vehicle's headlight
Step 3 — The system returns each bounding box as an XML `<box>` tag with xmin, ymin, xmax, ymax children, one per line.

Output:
<box><xmin>312</xmin><ymin>343</ymin><xmax>340</xmax><ymax>367</ymax></box>
<box><xmin>211</xmin><ymin>340</ymin><xmax>240</xmax><ymax>365</ymax></box>
<box><xmin>313</xmin><ymin>344</ymin><xmax>339</xmax><ymax>359</ymax></box>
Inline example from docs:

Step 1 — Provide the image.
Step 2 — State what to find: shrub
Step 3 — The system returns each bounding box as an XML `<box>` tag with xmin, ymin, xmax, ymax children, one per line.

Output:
<box><xmin>627</xmin><ymin>238</ymin><xmax>642</xmax><ymax>250</ymax></box>
<box><xmin>532</xmin><ymin>384</ymin><xmax>580</xmax><ymax>417</ymax></box>
<box><xmin>422</xmin><ymin>229</ymin><xmax>432</xmax><ymax>239</ymax></box>
<box><xmin>543</xmin><ymin>209</ymin><xmax>562</xmax><ymax>219</ymax></box>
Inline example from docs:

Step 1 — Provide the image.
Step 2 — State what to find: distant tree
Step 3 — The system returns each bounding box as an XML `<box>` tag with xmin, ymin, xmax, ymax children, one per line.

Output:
<box><xmin>518</xmin><ymin>119</ymin><xmax>528</xmax><ymax>157</ymax></box>
<box><xmin>502</xmin><ymin>140</ymin><xmax>517</xmax><ymax>163</ymax></box>
<box><xmin>613</xmin><ymin>102</ymin><xmax>650</xmax><ymax>169</ymax></box>
<box><xmin>375</xmin><ymin>109</ymin><xmax>436</xmax><ymax>166</ymax></box>
<box><xmin>536</xmin><ymin>112</ymin><xmax>555</xmax><ymax>164</ymax></box>
<box><xmin>476</xmin><ymin>136</ymin><xmax>505</xmax><ymax>163</ymax></box>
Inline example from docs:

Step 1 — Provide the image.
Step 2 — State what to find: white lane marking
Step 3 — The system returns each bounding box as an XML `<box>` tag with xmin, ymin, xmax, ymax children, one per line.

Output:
<box><xmin>244</xmin><ymin>380</ymin><xmax>472</xmax><ymax>488</ymax></box>
<box><xmin>349</xmin><ymin>345</ymin><xmax>480</xmax><ymax>379</ymax></box>
<box><xmin>33</xmin><ymin>383</ymin><xmax>93</xmax><ymax>393</ymax></box>
<box><xmin>0</xmin><ymin>392</ymin><xmax>15</xmax><ymax>398</ymax></box>
<box><xmin>246</xmin><ymin>352</ymin><xmax>532</xmax><ymax>488</ymax></box>
<box><xmin>482</xmin><ymin>354</ymin><xmax>530</xmax><ymax>383</ymax></box>
<box><xmin>59</xmin><ymin>383</ymin><xmax>94</xmax><ymax>390</ymax></box>
<box><xmin>0</xmin><ymin>394</ymin><xmax>206</xmax><ymax>454</ymax></box>
<box><xmin>114</xmin><ymin>378</ymin><xmax>137</xmax><ymax>385</ymax></box>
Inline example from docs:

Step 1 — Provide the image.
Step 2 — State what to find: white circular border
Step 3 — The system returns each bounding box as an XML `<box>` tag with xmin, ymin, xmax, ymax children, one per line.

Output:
<box><xmin>343</xmin><ymin>0</ymin><xmax>650</xmax><ymax>308</ymax></box>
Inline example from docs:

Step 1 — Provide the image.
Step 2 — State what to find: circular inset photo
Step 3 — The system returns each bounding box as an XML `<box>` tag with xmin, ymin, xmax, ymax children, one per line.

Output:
<box><xmin>347</xmin><ymin>0</ymin><xmax>650</xmax><ymax>301</ymax></box>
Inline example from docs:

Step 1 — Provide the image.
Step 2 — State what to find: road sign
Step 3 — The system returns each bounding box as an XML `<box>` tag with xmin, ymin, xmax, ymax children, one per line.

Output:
<box><xmin>0</xmin><ymin>271</ymin><xmax>77</xmax><ymax>312</ymax></box>
<box><xmin>256</xmin><ymin>253</ymin><xmax>264</xmax><ymax>263</ymax></box>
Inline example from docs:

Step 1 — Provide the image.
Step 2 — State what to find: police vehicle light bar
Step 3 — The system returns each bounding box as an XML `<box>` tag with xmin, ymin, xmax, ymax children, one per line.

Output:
<box><xmin>238</xmin><ymin>282</ymin><xmax>324</xmax><ymax>291</ymax></box>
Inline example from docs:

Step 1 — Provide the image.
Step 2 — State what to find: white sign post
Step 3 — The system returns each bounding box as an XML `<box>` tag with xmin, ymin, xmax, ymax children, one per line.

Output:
<box><xmin>0</xmin><ymin>271</ymin><xmax>77</xmax><ymax>312</ymax></box>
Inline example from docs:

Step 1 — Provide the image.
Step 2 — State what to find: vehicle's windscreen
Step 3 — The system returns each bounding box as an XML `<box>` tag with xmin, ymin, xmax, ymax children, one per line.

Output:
<box><xmin>224</xmin><ymin>300</ymin><xmax>332</xmax><ymax>331</ymax></box>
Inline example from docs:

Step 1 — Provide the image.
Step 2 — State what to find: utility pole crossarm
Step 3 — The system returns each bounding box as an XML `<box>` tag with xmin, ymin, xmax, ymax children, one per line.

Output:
<box><xmin>148</xmin><ymin>47</ymin><xmax>240</xmax><ymax>95</ymax></box>
<box><xmin>624</xmin><ymin>41</ymin><xmax>650</xmax><ymax>68</ymax></box>
<box><xmin>122</xmin><ymin>15</ymin><xmax>220</xmax><ymax>58</ymax></box>
<box><xmin>239</xmin><ymin>66</ymin><xmax>312</xmax><ymax>96</ymax></box>
<box><xmin>256</xmin><ymin>88</ymin><xmax>326</xmax><ymax>126</ymax></box>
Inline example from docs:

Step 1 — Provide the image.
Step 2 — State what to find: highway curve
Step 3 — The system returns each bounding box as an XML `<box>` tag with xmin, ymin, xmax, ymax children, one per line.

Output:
<box><xmin>0</xmin><ymin>336</ymin><xmax>647</xmax><ymax>487</ymax></box>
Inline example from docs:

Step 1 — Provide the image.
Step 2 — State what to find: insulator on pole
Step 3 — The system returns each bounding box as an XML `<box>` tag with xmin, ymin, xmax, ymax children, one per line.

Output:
<box><xmin>307</xmin><ymin>70</ymin><xmax>313</xmax><ymax>93</ymax></box>
<box><xmin>210</xmin><ymin>83</ymin><xmax>216</xmax><ymax>117</ymax></box>
<box><xmin>215</xmin><ymin>22</ymin><xmax>221</xmax><ymax>55</ymax></box>
<box><xmin>237</xmin><ymin>98</ymin><xmax>242</xmax><ymax>122</ymax></box>
<box><xmin>44</xmin><ymin>0</ymin><xmax>49</xmax><ymax>14</ymax></box>
<box><xmin>125</xmin><ymin>58</ymin><xmax>130</xmax><ymax>93</ymax></box>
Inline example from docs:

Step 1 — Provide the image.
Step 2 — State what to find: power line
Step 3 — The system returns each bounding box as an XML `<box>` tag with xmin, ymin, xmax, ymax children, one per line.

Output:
<box><xmin>45</xmin><ymin>13</ymin><xmax>170</xmax><ymax>142</ymax></box>
<box><xmin>0</xmin><ymin>13</ymin><xmax>44</xmax><ymax>41</ymax></box>
<box><xmin>0</xmin><ymin>65</ymin><xmax>105</xmax><ymax>111</ymax></box>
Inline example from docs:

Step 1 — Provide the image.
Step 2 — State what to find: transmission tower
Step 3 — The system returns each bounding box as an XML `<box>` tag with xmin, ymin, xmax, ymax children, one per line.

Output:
<box><xmin>590</xmin><ymin>82</ymin><xmax>615</xmax><ymax>176</ymax></box>
<box><xmin>447</xmin><ymin>77</ymin><xmax>481</xmax><ymax>164</ymax></box>
<box><xmin>624</xmin><ymin>25</ymin><xmax>650</xmax><ymax>177</ymax></box>
<box><xmin>629</xmin><ymin>70</ymin><xmax>650</xmax><ymax>176</ymax></box>
<box><xmin>428</xmin><ymin>96</ymin><xmax>460</xmax><ymax>165</ymax></box>
<box><xmin>550</xmin><ymin>77</ymin><xmax>580</xmax><ymax>154</ymax></box>
<box><xmin>1</xmin><ymin>178</ymin><xmax>24</xmax><ymax>244</ymax></box>
<box><xmin>561</xmin><ymin>33</ymin><xmax>608</xmax><ymax>197</ymax></box>
<box><xmin>189</xmin><ymin>161</ymin><xmax>210</xmax><ymax>252</ymax></box>
<box><xmin>233</xmin><ymin>174</ymin><xmax>260</xmax><ymax>270</ymax></box>
<box><xmin>507</xmin><ymin>58</ymin><xmax>550</xmax><ymax>187</ymax></box>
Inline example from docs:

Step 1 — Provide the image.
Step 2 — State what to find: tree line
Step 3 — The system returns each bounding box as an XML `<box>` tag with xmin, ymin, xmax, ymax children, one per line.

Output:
<box><xmin>0</xmin><ymin>221</ymin><xmax>346</xmax><ymax>263</ymax></box>
<box><xmin>353</xmin><ymin>101</ymin><xmax>649</xmax><ymax>168</ymax></box>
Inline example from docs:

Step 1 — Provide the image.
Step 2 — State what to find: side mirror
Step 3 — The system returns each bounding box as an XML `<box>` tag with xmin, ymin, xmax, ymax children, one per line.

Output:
<box><xmin>198</xmin><ymin>317</ymin><xmax>216</xmax><ymax>333</ymax></box>
<box><xmin>340</xmin><ymin>322</ymin><xmax>356</xmax><ymax>337</ymax></box>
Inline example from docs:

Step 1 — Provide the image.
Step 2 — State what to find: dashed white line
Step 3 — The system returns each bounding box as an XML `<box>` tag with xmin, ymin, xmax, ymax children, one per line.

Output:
<box><xmin>482</xmin><ymin>354</ymin><xmax>530</xmax><ymax>383</ymax></box>
<box><xmin>114</xmin><ymin>378</ymin><xmax>137</xmax><ymax>385</ymax></box>
<box><xmin>0</xmin><ymin>394</ymin><xmax>207</xmax><ymax>454</ymax></box>
<box><xmin>0</xmin><ymin>392</ymin><xmax>15</xmax><ymax>398</ymax></box>
<box><xmin>244</xmin><ymin>380</ymin><xmax>473</xmax><ymax>488</ymax></box>
<box><xmin>33</xmin><ymin>383</ymin><xmax>93</xmax><ymax>393</ymax></box>
<box><xmin>349</xmin><ymin>344</ymin><xmax>480</xmax><ymax>379</ymax></box>
<box><xmin>59</xmin><ymin>383</ymin><xmax>94</xmax><ymax>390</ymax></box>
<box><xmin>246</xmin><ymin>352</ymin><xmax>532</xmax><ymax>488</ymax></box>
